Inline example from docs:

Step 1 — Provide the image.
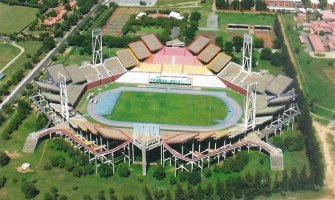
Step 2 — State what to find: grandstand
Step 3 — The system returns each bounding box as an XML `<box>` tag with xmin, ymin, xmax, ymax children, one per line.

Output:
<box><xmin>28</xmin><ymin>32</ymin><xmax>299</xmax><ymax>177</ymax></box>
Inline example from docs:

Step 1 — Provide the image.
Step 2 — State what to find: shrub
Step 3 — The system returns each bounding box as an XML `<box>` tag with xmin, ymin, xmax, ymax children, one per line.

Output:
<box><xmin>0</xmin><ymin>152</ymin><xmax>10</xmax><ymax>166</ymax></box>
<box><xmin>153</xmin><ymin>164</ymin><xmax>166</xmax><ymax>180</ymax></box>
<box><xmin>21</xmin><ymin>182</ymin><xmax>39</xmax><ymax>199</ymax></box>
<box><xmin>204</xmin><ymin>168</ymin><xmax>212</xmax><ymax>177</ymax></box>
<box><xmin>98</xmin><ymin>163</ymin><xmax>113</xmax><ymax>178</ymax></box>
<box><xmin>260</xmin><ymin>48</ymin><xmax>273</xmax><ymax>60</ymax></box>
<box><xmin>169</xmin><ymin>176</ymin><xmax>177</xmax><ymax>185</ymax></box>
<box><xmin>0</xmin><ymin>176</ymin><xmax>7</xmax><ymax>188</ymax></box>
<box><xmin>117</xmin><ymin>163</ymin><xmax>130</xmax><ymax>177</ymax></box>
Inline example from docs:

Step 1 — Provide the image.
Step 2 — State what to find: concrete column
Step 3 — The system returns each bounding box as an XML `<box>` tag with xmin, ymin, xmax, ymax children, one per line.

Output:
<box><xmin>192</xmin><ymin>143</ymin><xmax>194</xmax><ymax>158</ymax></box>
<box><xmin>142</xmin><ymin>143</ymin><xmax>146</xmax><ymax>176</ymax></box>
<box><xmin>160</xmin><ymin>145</ymin><xmax>163</xmax><ymax>165</ymax></box>
<box><xmin>181</xmin><ymin>144</ymin><xmax>184</xmax><ymax>155</ymax></box>
<box><xmin>128</xmin><ymin>144</ymin><xmax>131</xmax><ymax>166</ymax></box>
<box><xmin>112</xmin><ymin>153</ymin><xmax>115</xmax><ymax>174</ymax></box>
<box><xmin>132</xmin><ymin>143</ymin><xmax>135</xmax><ymax>163</ymax></box>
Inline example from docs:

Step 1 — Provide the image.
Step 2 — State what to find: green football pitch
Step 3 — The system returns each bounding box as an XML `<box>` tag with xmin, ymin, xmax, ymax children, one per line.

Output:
<box><xmin>105</xmin><ymin>91</ymin><xmax>228</xmax><ymax>126</ymax></box>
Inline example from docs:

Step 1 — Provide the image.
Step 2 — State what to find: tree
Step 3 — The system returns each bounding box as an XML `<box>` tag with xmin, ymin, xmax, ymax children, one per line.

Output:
<box><xmin>194</xmin><ymin>184</ymin><xmax>204</xmax><ymax>200</ymax></box>
<box><xmin>260</xmin><ymin>48</ymin><xmax>273</xmax><ymax>60</ymax></box>
<box><xmin>188</xmin><ymin>171</ymin><xmax>201</xmax><ymax>185</ymax></box>
<box><xmin>190</xmin><ymin>11</ymin><xmax>201</xmax><ymax>21</ymax></box>
<box><xmin>174</xmin><ymin>184</ymin><xmax>186</xmax><ymax>200</ymax></box>
<box><xmin>153</xmin><ymin>188</ymin><xmax>164</xmax><ymax>200</ymax></box>
<box><xmin>244</xmin><ymin>171</ymin><xmax>255</xmax><ymax>200</ymax></box>
<box><xmin>99</xmin><ymin>191</ymin><xmax>106</xmax><ymax>200</ymax></box>
<box><xmin>0</xmin><ymin>176</ymin><xmax>7</xmax><ymax>189</ymax></box>
<box><xmin>0</xmin><ymin>151</ymin><xmax>10</xmax><ymax>166</ymax></box>
<box><xmin>281</xmin><ymin>169</ymin><xmax>289</xmax><ymax>192</ymax></box>
<box><xmin>185</xmin><ymin>183</ymin><xmax>194</xmax><ymax>200</ymax></box>
<box><xmin>271</xmin><ymin>51</ymin><xmax>284</xmax><ymax>66</ymax></box>
<box><xmin>153</xmin><ymin>164</ymin><xmax>166</xmax><ymax>180</ymax></box>
<box><xmin>109</xmin><ymin>188</ymin><xmax>117</xmax><ymax>200</ymax></box>
<box><xmin>169</xmin><ymin>176</ymin><xmax>177</xmax><ymax>185</ymax></box>
<box><xmin>232</xmin><ymin>36</ymin><xmax>243</xmax><ymax>52</ymax></box>
<box><xmin>272</xmin><ymin>173</ymin><xmax>280</xmax><ymax>193</ymax></box>
<box><xmin>165</xmin><ymin>190</ymin><xmax>172</xmax><ymax>200</ymax></box>
<box><xmin>99</xmin><ymin>163</ymin><xmax>113</xmax><ymax>178</ymax></box>
<box><xmin>143</xmin><ymin>186</ymin><xmax>153</xmax><ymax>200</ymax></box>
<box><xmin>253</xmin><ymin>38</ymin><xmax>264</xmax><ymax>48</ymax></box>
<box><xmin>224</xmin><ymin>41</ymin><xmax>234</xmax><ymax>53</ymax></box>
<box><xmin>289</xmin><ymin>167</ymin><xmax>299</xmax><ymax>191</ymax></box>
<box><xmin>21</xmin><ymin>182</ymin><xmax>39</xmax><ymax>199</ymax></box>
<box><xmin>215</xmin><ymin>36</ymin><xmax>224</xmax><ymax>48</ymax></box>
<box><xmin>117</xmin><ymin>163</ymin><xmax>130</xmax><ymax>177</ymax></box>
<box><xmin>299</xmin><ymin>165</ymin><xmax>309</xmax><ymax>190</ymax></box>
<box><xmin>204</xmin><ymin>183</ymin><xmax>214</xmax><ymax>199</ymax></box>
<box><xmin>263</xmin><ymin>171</ymin><xmax>272</xmax><ymax>197</ymax></box>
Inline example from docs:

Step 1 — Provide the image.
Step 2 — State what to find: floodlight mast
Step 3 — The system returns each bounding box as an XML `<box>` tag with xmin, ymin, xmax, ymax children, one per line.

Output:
<box><xmin>242</xmin><ymin>33</ymin><xmax>253</xmax><ymax>73</ymax></box>
<box><xmin>92</xmin><ymin>29</ymin><xmax>103</xmax><ymax>67</ymax></box>
<box><xmin>244</xmin><ymin>82</ymin><xmax>257</xmax><ymax>130</ymax></box>
<box><xmin>58</xmin><ymin>73</ymin><xmax>70</xmax><ymax>122</ymax></box>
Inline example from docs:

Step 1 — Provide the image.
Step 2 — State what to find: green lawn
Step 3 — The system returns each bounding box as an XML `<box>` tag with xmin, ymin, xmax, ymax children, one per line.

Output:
<box><xmin>282</xmin><ymin>14</ymin><xmax>335</xmax><ymax>119</ymax></box>
<box><xmin>156</xmin><ymin>0</ymin><xmax>198</xmax><ymax>6</ymax></box>
<box><xmin>56</xmin><ymin>47</ymin><xmax>120</xmax><ymax>66</ymax></box>
<box><xmin>106</xmin><ymin>91</ymin><xmax>228</xmax><ymax>126</ymax></box>
<box><xmin>0</xmin><ymin>4</ymin><xmax>38</xmax><ymax>34</ymax></box>
<box><xmin>0</xmin><ymin>43</ymin><xmax>20</xmax><ymax>70</ymax></box>
<box><xmin>0</xmin><ymin>40</ymin><xmax>42</xmax><ymax>85</ymax></box>
<box><xmin>126</xmin><ymin>26</ymin><xmax>165</xmax><ymax>37</ymax></box>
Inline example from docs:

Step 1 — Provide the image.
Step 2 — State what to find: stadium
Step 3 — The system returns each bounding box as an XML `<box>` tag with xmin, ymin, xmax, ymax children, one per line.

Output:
<box><xmin>25</xmin><ymin>30</ymin><xmax>300</xmax><ymax>176</ymax></box>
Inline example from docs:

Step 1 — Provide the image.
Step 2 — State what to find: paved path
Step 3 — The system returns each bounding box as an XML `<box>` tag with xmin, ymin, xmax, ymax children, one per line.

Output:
<box><xmin>0</xmin><ymin>43</ymin><xmax>25</xmax><ymax>74</ymax></box>
<box><xmin>87</xmin><ymin>87</ymin><xmax>242</xmax><ymax>132</ymax></box>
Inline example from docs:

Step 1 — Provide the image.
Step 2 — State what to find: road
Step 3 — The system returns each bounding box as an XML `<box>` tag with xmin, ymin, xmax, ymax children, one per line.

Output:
<box><xmin>0</xmin><ymin>43</ymin><xmax>25</xmax><ymax>74</ymax></box>
<box><xmin>0</xmin><ymin>1</ymin><xmax>103</xmax><ymax>110</ymax></box>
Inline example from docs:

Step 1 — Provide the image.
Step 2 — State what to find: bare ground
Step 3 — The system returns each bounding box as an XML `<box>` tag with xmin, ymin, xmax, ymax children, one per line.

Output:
<box><xmin>313</xmin><ymin>120</ymin><xmax>335</xmax><ymax>200</ymax></box>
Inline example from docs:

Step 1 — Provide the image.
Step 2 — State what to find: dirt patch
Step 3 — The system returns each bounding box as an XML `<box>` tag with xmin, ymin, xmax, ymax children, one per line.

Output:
<box><xmin>16</xmin><ymin>166</ymin><xmax>33</xmax><ymax>173</ymax></box>
<box><xmin>323</xmin><ymin>68</ymin><xmax>335</xmax><ymax>85</ymax></box>
<box><xmin>5</xmin><ymin>150</ymin><xmax>22</xmax><ymax>159</ymax></box>
<box><xmin>254</xmin><ymin>29</ymin><xmax>273</xmax><ymax>48</ymax></box>
<box><xmin>313</xmin><ymin>120</ymin><xmax>335</xmax><ymax>199</ymax></box>
<box><xmin>197</xmin><ymin>31</ymin><xmax>217</xmax><ymax>42</ymax></box>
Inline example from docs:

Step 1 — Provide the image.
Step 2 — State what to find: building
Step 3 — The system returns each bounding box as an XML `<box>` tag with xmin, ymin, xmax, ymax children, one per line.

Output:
<box><xmin>308</xmin><ymin>34</ymin><xmax>326</xmax><ymax>54</ymax></box>
<box><xmin>264</xmin><ymin>0</ymin><xmax>302</xmax><ymax>8</ymax></box>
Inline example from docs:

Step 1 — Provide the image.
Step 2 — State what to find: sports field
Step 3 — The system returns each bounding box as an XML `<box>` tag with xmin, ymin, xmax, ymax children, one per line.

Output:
<box><xmin>106</xmin><ymin>91</ymin><xmax>228</xmax><ymax>126</ymax></box>
<box><xmin>0</xmin><ymin>43</ymin><xmax>20</xmax><ymax>70</ymax></box>
<box><xmin>0</xmin><ymin>4</ymin><xmax>38</xmax><ymax>34</ymax></box>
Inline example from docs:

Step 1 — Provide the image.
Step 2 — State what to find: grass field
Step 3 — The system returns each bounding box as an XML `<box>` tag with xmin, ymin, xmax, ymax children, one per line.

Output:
<box><xmin>282</xmin><ymin>14</ymin><xmax>335</xmax><ymax>120</ymax></box>
<box><xmin>106</xmin><ymin>91</ymin><xmax>228</xmax><ymax>126</ymax></box>
<box><xmin>126</xmin><ymin>26</ymin><xmax>165</xmax><ymax>37</ymax></box>
<box><xmin>56</xmin><ymin>47</ymin><xmax>120</xmax><ymax>66</ymax></box>
<box><xmin>0</xmin><ymin>4</ymin><xmax>38</xmax><ymax>34</ymax></box>
<box><xmin>0</xmin><ymin>41</ymin><xmax>42</xmax><ymax>86</ymax></box>
<box><xmin>0</xmin><ymin>43</ymin><xmax>20</xmax><ymax>70</ymax></box>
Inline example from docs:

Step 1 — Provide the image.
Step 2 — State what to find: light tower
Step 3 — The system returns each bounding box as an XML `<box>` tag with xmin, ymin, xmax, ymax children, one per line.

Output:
<box><xmin>59</xmin><ymin>73</ymin><xmax>70</xmax><ymax>122</ymax></box>
<box><xmin>242</xmin><ymin>33</ymin><xmax>253</xmax><ymax>73</ymax></box>
<box><xmin>244</xmin><ymin>82</ymin><xmax>257</xmax><ymax>130</ymax></box>
<box><xmin>92</xmin><ymin>29</ymin><xmax>103</xmax><ymax>67</ymax></box>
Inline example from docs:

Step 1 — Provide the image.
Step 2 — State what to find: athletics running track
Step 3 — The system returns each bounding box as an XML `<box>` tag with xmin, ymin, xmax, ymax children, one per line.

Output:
<box><xmin>87</xmin><ymin>87</ymin><xmax>242</xmax><ymax>132</ymax></box>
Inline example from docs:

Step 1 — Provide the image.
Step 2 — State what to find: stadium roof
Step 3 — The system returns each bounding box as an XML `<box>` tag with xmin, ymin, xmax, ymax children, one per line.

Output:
<box><xmin>217</xmin><ymin>62</ymin><xmax>241</xmax><ymax>81</ymax></box>
<box><xmin>207</xmin><ymin>53</ymin><xmax>231</xmax><ymax>73</ymax></box>
<box><xmin>80</xmin><ymin>64</ymin><xmax>100</xmax><ymax>83</ymax></box>
<box><xmin>104</xmin><ymin>57</ymin><xmax>127</xmax><ymax>75</ymax></box>
<box><xmin>67</xmin><ymin>84</ymin><xmax>86</xmax><ymax>106</ymax></box>
<box><xmin>187</xmin><ymin>36</ymin><xmax>210</xmax><ymax>54</ymax></box>
<box><xmin>266</xmin><ymin>74</ymin><xmax>293</xmax><ymax>95</ymax></box>
<box><xmin>66</xmin><ymin>64</ymin><xmax>86</xmax><ymax>84</ymax></box>
<box><xmin>95</xmin><ymin>64</ymin><xmax>110</xmax><ymax>79</ymax></box>
<box><xmin>46</xmin><ymin>64</ymin><xmax>71</xmax><ymax>84</ymax></box>
<box><xmin>197</xmin><ymin>43</ymin><xmax>221</xmax><ymax>64</ymax></box>
<box><xmin>242</xmin><ymin>72</ymin><xmax>275</xmax><ymax>93</ymax></box>
<box><xmin>116</xmin><ymin>49</ymin><xmax>139</xmax><ymax>69</ymax></box>
<box><xmin>141</xmin><ymin>34</ymin><xmax>163</xmax><ymax>52</ymax></box>
<box><xmin>35</xmin><ymin>81</ymin><xmax>59</xmax><ymax>92</ymax></box>
<box><xmin>42</xmin><ymin>92</ymin><xmax>60</xmax><ymax>103</ymax></box>
<box><xmin>95</xmin><ymin>126</ymin><xmax>131</xmax><ymax>141</ymax></box>
<box><xmin>129</xmin><ymin>41</ymin><xmax>151</xmax><ymax>60</ymax></box>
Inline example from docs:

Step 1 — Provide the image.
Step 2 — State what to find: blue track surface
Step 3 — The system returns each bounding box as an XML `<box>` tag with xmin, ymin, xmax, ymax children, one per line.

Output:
<box><xmin>88</xmin><ymin>87</ymin><xmax>242</xmax><ymax>132</ymax></box>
